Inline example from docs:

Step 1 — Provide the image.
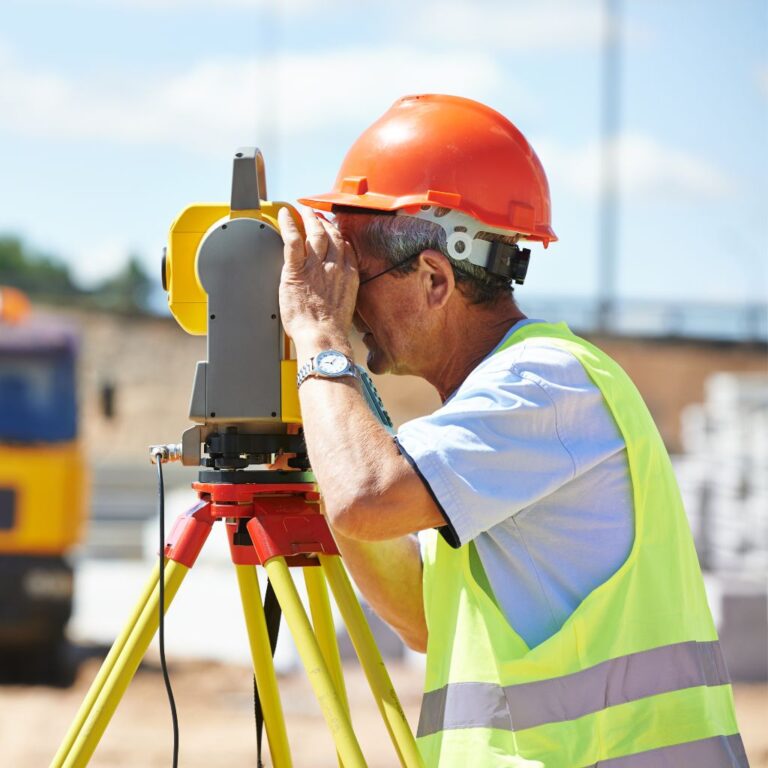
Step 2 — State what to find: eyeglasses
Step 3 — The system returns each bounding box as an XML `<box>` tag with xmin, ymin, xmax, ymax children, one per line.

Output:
<box><xmin>359</xmin><ymin>253</ymin><xmax>420</xmax><ymax>286</ymax></box>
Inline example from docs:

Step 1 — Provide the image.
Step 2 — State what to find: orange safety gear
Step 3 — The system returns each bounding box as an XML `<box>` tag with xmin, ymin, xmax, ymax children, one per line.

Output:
<box><xmin>299</xmin><ymin>94</ymin><xmax>557</xmax><ymax>245</ymax></box>
<box><xmin>0</xmin><ymin>286</ymin><xmax>31</xmax><ymax>324</ymax></box>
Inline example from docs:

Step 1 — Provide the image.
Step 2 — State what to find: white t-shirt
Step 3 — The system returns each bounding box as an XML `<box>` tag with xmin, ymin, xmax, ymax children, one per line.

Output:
<box><xmin>396</xmin><ymin>320</ymin><xmax>634</xmax><ymax>648</ymax></box>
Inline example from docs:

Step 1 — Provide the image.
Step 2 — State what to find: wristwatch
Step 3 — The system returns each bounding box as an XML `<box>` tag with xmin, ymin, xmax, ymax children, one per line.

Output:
<box><xmin>296</xmin><ymin>349</ymin><xmax>358</xmax><ymax>389</ymax></box>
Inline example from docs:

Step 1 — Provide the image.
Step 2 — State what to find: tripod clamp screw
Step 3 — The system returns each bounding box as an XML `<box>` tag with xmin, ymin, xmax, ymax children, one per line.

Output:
<box><xmin>149</xmin><ymin>444</ymin><xmax>183</xmax><ymax>464</ymax></box>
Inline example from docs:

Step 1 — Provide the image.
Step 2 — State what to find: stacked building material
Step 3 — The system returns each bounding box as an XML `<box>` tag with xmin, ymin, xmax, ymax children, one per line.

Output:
<box><xmin>675</xmin><ymin>372</ymin><xmax>768</xmax><ymax>681</ymax></box>
<box><xmin>677</xmin><ymin>372</ymin><xmax>768</xmax><ymax>574</ymax></box>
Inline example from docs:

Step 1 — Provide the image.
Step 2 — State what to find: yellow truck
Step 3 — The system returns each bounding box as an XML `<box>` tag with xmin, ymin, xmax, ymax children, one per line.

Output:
<box><xmin>0</xmin><ymin>287</ymin><xmax>87</xmax><ymax>685</ymax></box>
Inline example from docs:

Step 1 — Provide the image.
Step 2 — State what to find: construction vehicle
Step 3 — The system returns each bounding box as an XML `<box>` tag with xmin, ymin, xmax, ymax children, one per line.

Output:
<box><xmin>0</xmin><ymin>286</ymin><xmax>87</xmax><ymax>685</ymax></box>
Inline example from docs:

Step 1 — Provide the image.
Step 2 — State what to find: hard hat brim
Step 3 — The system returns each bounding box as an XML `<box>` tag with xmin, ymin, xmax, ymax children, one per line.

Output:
<box><xmin>297</xmin><ymin>192</ymin><xmax>557</xmax><ymax>245</ymax></box>
<box><xmin>298</xmin><ymin>191</ymin><xmax>419</xmax><ymax>213</ymax></box>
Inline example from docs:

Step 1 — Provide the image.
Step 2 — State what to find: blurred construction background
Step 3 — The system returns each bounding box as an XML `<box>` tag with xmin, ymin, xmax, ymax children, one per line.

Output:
<box><xmin>0</xmin><ymin>0</ymin><xmax>766</xmax><ymax>766</ymax></box>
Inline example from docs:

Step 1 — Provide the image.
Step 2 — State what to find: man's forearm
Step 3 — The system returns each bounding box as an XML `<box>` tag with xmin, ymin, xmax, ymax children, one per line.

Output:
<box><xmin>294</xmin><ymin>337</ymin><xmax>428</xmax><ymax>648</ymax></box>
<box><xmin>294</xmin><ymin>337</ymin><xmax>410</xmax><ymax>536</ymax></box>
<box><xmin>300</xmin><ymin>370</ymin><xmax>428</xmax><ymax>648</ymax></box>
<box><xmin>294</xmin><ymin>340</ymin><xmax>445</xmax><ymax>543</ymax></box>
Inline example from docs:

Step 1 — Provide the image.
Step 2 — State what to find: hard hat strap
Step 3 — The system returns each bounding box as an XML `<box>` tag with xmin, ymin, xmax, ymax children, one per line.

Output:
<box><xmin>398</xmin><ymin>207</ymin><xmax>531</xmax><ymax>284</ymax></box>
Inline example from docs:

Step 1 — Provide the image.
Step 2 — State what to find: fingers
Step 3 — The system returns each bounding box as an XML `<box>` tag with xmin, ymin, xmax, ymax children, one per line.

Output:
<box><xmin>278</xmin><ymin>207</ymin><xmax>306</xmax><ymax>271</ymax></box>
<box><xmin>279</xmin><ymin>205</ymin><xmax>356</xmax><ymax>277</ymax></box>
<box><xmin>343</xmin><ymin>237</ymin><xmax>359</xmax><ymax>272</ymax></box>
<box><xmin>319</xmin><ymin>219</ymin><xmax>359</xmax><ymax>285</ymax></box>
<box><xmin>302</xmin><ymin>207</ymin><xmax>329</xmax><ymax>262</ymax></box>
<box><xmin>318</xmin><ymin>217</ymin><xmax>349</xmax><ymax>266</ymax></box>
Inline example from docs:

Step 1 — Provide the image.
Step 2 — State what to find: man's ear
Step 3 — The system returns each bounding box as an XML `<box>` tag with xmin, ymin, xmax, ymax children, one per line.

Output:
<box><xmin>417</xmin><ymin>249</ymin><xmax>455</xmax><ymax>310</ymax></box>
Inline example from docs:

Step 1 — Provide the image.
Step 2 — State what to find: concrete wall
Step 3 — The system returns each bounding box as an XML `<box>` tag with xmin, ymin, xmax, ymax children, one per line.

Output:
<box><xmin>51</xmin><ymin>307</ymin><xmax>766</xmax><ymax>462</ymax></box>
<box><xmin>48</xmin><ymin>307</ymin><xmax>206</xmax><ymax>464</ymax></box>
<box><xmin>589</xmin><ymin>334</ymin><xmax>767</xmax><ymax>452</ymax></box>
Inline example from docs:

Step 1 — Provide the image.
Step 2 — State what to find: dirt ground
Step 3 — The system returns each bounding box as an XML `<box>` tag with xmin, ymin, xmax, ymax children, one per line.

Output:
<box><xmin>2</xmin><ymin>653</ymin><xmax>766</xmax><ymax>767</ymax></box>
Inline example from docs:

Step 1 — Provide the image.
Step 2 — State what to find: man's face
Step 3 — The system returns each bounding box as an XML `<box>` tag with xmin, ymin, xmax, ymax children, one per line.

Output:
<box><xmin>342</xmin><ymin>232</ymin><xmax>423</xmax><ymax>376</ymax></box>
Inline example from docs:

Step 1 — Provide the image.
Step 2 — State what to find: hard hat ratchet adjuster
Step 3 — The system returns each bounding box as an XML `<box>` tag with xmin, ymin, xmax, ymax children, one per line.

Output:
<box><xmin>402</xmin><ymin>206</ymin><xmax>532</xmax><ymax>285</ymax></box>
<box><xmin>483</xmin><ymin>241</ymin><xmax>531</xmax><ymax>285</ymax></box>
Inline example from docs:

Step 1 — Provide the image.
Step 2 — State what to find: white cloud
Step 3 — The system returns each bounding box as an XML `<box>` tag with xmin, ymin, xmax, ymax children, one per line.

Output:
<box><xmin>410</xmin><ymin>0</ymin><xmax>647</xmax><ymax>51</ymax></box>
<box><xmin>0</xmin><ymin>45</ymin><xmax>505</xmax><ymax>155</ymax></box>
<box><xmin>74</xmin><ymin>240</ymin><xmax>134</xmax><ymax>287</ymax></box>
<box><xmin>535</xmin><ymin>134</ymin><xmax>734</xmax><ymax>202</ymax></box>
<box><xmin>24</xmin><ymin>0</ymin><xmax>338</xmax><ymax>10</ymax></box>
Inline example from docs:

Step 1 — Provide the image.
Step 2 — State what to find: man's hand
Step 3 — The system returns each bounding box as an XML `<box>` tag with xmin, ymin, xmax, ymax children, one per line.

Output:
<box><xmin>278</xmin><ymin>207</ymin><xmax>359</xmax><ymax>349</ymax></box>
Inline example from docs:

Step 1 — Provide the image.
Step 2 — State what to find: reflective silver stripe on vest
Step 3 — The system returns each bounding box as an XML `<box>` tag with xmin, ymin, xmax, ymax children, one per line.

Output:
<box><xmin>585</xmin><ymin>733</ymin><xmax>749</xmax><ymax>767</ymax></box>
<box><xmin>418</xmin><ymin>640</ymin><xmax>730</xmax><ymax>737</ymax></box>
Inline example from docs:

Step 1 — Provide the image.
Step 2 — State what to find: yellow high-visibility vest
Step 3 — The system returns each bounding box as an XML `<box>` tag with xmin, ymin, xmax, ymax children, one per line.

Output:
<box><xmin>418</xmin><ymin>322</ymin><xmax>746</xmax><ymax>767</ymax></box>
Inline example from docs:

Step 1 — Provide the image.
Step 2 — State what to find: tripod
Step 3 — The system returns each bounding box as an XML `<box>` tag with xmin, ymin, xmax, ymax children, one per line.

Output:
<box><xmin>50</xmin><ymin>470</ymin><xmax>424</xmax><ymax>767</ymax></box>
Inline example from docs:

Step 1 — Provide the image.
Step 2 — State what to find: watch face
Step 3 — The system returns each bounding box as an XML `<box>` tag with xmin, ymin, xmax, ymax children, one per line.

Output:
<box><xmin>316</xmin><ymin>350</ymin><xmax>350</xmax><ymax>376</ymax></box>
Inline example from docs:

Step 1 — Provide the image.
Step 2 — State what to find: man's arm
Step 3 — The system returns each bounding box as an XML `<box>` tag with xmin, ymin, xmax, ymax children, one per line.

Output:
<box><xmin>277</xmin><ymin>207</ymin><xmax>442</xmax><ymax>649</ymax></box>
<box><xmin>294</xmin><ymin>367</ymin><xmax>444</xmax><ymax>540</ymax></box>
<box><xmin>297</xmin><ymin>353</ymin><xmax>435</xmax><ymax>650</ymax></box>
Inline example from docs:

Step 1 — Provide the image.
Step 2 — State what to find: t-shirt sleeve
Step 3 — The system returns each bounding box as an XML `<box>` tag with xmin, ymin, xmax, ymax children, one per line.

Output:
<box><xmin>396</xmin><ymin>359</ymin><xmax>579</xmax><ymax>548</ymax></box>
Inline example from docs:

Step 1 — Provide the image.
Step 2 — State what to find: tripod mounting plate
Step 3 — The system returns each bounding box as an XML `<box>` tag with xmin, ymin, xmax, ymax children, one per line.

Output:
<box><xmin>198</xmin><ymin>469</ymin><xmax>315</xmax><ymax>484</ymax></box>
<box><xmin>162</xmin><ymin>479</ymin><xmax>337</xmax><ymax>569</ymax></box>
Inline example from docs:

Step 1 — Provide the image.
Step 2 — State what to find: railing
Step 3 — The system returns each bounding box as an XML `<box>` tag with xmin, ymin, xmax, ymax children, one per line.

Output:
<box><xmin>517</xmin><ymin>296</ymin><xmax>768</xmax><ymax>343</ymax></box>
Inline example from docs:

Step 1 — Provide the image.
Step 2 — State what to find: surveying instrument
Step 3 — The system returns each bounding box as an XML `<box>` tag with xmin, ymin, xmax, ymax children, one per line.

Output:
<box><xmin>50</xmin><ymin>148</ymin><xmax>424</xmax><ymax>767</ymax></box>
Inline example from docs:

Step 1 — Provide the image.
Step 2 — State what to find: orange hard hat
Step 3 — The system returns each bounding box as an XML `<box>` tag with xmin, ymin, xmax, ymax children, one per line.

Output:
<box><xmin>299</xmin><ymin>94</ymin><xmax>556</xmax><ymax>245</ymax></box>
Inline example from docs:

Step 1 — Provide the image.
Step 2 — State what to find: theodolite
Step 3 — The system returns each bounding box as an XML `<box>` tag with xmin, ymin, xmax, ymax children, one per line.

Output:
<box><xmin>50</xmin><ymin>148</ymin><xmax>420</xmax><ymax>768</ymax></box>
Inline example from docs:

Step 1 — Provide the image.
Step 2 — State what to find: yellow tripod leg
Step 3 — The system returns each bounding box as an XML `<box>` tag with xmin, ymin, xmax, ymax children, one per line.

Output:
<box><xmin>235</xmin><ymin>564</ymin><xmax>292</xmax><ymax>768</ymax></box>
<box><xmin>321</xmin><ymin>554</ymin><xmax>424</xmax><ymax>768</ymax></box>
<box><xmin>304</xmin><ymin>565</ymin><xmax>349</xmax><ymax>714</ymax></box>
<box><xmin>305</xmin><ymin>564</ymin><xmax>349</xmax><ymax>768</ymax></box>
<box><xmin>265</xmin><ymin>557</ymin><xmax>367</xmax><ymax>768</ymax></box>
<box><xmin>50</xmin><ymin>562</ymin><xmax>161</xmax><ymax>768</ymax></box>
<box><xmin>54</xmin><ymin>560</ymin><xmax>188</xmax><ymax>768</ymax></box>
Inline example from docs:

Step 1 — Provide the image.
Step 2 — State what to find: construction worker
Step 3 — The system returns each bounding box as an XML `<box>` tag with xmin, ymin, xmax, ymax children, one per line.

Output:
<box><xmin>277</xmin><ymin>95</ymin><xmax>747</xmax><ymax>767</ymax></box>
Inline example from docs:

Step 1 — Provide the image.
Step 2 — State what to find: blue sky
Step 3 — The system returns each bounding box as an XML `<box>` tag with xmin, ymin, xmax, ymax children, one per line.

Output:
<box><xmin>0</xmin><ymin>0</ymin><xmax>765</xmax><ymax>306</ymax></box>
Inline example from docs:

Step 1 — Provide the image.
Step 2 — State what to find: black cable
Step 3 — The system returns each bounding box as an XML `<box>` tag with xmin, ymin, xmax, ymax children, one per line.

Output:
<box><xmin>254</xmin><ymin>580</ymin><xmax>282</xmax><ymax>767</ymax></box>
<box><xmin>253</xmin><ymin>675</ymin><xmax>263</xmax><ymax>768</ymax></box>
<box><xmin>156</xmin><ymin>454</ymin><xmax>179</xmax><ymax>768</ymax></box>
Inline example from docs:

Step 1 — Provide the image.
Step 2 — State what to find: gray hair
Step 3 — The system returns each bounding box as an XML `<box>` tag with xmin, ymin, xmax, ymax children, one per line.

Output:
<box><xmin>335</xmin><ymin>208</ymin><xmax>521</xmax><ymax>306</ymax></box>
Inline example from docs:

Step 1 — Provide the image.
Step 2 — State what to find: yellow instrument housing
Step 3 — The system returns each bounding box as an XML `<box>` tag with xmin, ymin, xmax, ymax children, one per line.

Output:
<box><xmin>164</xmin><ymin>199</ymin><xmax>304</xmax><ymax>425</ymax></box>
<box><xmin>280</xmin><ymin>359</ymin><xmax>301</xmax><ymax>424</ymax></box>
<box><xmin>165</xmin><ymin>202</ymin><xmax>290</xmax><ymax>336</ymax></box>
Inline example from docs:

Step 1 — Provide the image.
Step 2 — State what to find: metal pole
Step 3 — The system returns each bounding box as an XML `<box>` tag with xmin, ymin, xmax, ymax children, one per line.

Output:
<box><xmin>257</xmin><ymin>5</ymin><xmax>279</xmax><ymax>190</ymax></box>
<box><xmin>597</xmin><ymin>0</ymin><xmax>622</xmax><ymax>333</ymax></box>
